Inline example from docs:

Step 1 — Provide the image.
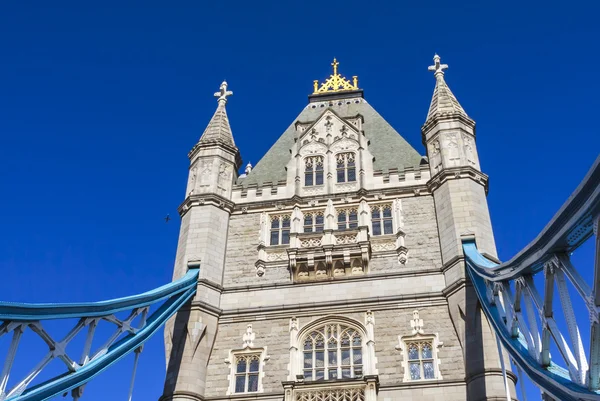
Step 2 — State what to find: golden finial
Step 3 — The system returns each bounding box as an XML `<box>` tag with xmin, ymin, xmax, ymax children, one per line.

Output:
<box><xmin>332</xmin><ymin>58</ymin><xmax>339</xmax><ymax>75</ymax></box>
<box><xmin>313</xmin><ymin>58</ymin><xmax>359</xmax><ymax>94</ymax></box>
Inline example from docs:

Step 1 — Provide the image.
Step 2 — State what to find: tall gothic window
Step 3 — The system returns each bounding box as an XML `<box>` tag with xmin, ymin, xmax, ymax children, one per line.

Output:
<box><xmin>302</xmin><ymin>324</ymin><xmax>363</xmax><ymax>381</ymax></box>
<box><xmin>406</xmin><ymin>341</ymin><xmax>435</xmax><ymax>380</ymax></box>
<box><xmin>270</xmin><ymin>215</ymin><xmax>290</xmax><ymax>245</ymax></box>
<box><xmin>337</xmin><ymin>208</ymin><xmax>358</xmax><ymax>230</ymax></box>
<box><xmin>336</xmin><ymin>153</ymin><xmax>356</xmax><ymax>183</ymax></box>
<box><xmin>234</xmin><ymin>354</ymin><xmax>260</xmax><ymax>393</ymax></box>
<box><xmin>304</xmin><ymin>211</ymin><xmax>324</xmax><ymax>233</ymax></box>
<box><xmin>371</xmin><ymin>205</ymin><xmax>393</xmax><ymax>236</ymax></box>
<box><xmin>305</xmin><ymin>156</ymin><xmax>324</xmax><ymax>186</ymax></box>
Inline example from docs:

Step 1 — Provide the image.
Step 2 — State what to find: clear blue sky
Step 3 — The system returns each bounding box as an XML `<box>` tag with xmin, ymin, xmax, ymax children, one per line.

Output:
<box><xmin>0</xmin><ymin>1</ymin><xmax>598</xmax><ymax>400</ymax></box>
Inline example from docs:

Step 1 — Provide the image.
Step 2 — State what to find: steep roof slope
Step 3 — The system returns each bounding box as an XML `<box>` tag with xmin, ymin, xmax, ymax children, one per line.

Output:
<box><xmin>241</xmin><ymin>99</ymin><xmax>423</xmax><ymax>186</ymax></box>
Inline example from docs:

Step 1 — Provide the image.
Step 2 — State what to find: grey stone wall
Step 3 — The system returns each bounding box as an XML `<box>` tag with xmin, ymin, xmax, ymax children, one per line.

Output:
<box><xmin>203</xmin><ymin>306</ymin><xmax>464</xmax><ymax>399</ymax></box>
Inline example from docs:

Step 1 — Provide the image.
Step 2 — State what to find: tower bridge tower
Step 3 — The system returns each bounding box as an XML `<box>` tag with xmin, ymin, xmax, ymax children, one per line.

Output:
<box><xmin>161</xmin><ymin>57</ymin><xmax>517</xmax><ymax>401</ymax></box>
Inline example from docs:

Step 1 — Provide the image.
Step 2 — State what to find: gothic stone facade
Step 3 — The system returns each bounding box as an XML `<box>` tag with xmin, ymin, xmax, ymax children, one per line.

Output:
<box><xmin>160</xmin><ymin>59</ymin><xmax>518</xmax><ymax>401</ymax></box>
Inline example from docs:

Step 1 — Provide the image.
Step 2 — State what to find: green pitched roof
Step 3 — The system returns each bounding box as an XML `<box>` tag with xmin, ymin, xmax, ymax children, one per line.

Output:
<box><xmin>240</xmin><ymin>99</ymin><xmax>423</xmax><ymax>186</ymax></box>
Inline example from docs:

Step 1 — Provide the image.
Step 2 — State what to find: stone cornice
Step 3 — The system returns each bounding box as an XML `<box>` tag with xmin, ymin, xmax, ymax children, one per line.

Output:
<box><xmin>442</xmin><ymin>278</ymin><xmax>468</xmax><ymax>299</ymax></box>
<box><xmin>188</xmin><ymin>141</ymin><xmax>242</xmax><ymax>169</ymax></box>
<box><xmin>178</xmin><ymin>193</ymin><xmax>236</xmax><ymax>216</ymax></box>
<box><xmin>218</xmin><ymin>291</ymin><xmax>448</xmax><ymax>321</ymax></box>
<box><xmin>222</xmin><ymin>267</ymin><xmax>442</xmax><ymax>293</ymax></box>
<box><xmin>427</xmin><ymin>166</ymin><xmax>489</xmax><ymax>194</ymax></box>
<box><xmin>230</xmin><ymin>185</ymin><xmax>431</xmax><ymax>215</ymax></box>
<box><xmin>421</xmin><ymin>112</ymin><xmax>476</xmax><ymax>138</ymax></box>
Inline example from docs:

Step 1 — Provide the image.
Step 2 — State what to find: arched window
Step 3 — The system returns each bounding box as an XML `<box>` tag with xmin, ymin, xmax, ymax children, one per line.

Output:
<box><xmin>406</xmin><ymin>341</ymin><xmax>435</xmax><ymax>380</ymax></box>
<box><xmin>337</xmin><ymin>208</ymin><xmax>358</xmax><ymax>230</ymax></box>
<box><xmin>302</xmin><ymin>323</ymin><xmax>363</xmax><ymax>381</ymax></box>
<box><xmin>304</xmin><ymin>211</ymin><xmax>324</xmax><ymax>232</ymax></box>
<box><xmin>336</xmin><ymin>153</ymin><xmax>356</xmax><ymax>183</ymax></box>
<box><xmin>234</xmin><ymin>354</ymin><xmax>260</xmax><ymax>392</ymax></box>
<box><xmin>371</xmin><ymin>204</ymin><xmax>393</xmax><ymax>235</ymax></box>
<box><xmin>305</xmin><ymin>156</ymin><xmax>324</xmax><ymax>186</ymax></box>
<box><xmin>270</xmin><ymin>215</ymin><xmax>291</xmax><ymax>245</ymax></box>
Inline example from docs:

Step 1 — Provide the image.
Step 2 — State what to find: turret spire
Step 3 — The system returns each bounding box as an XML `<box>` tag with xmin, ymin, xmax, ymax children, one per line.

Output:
<box><xmin>425</xmin><ymin>54</ymin><xmax>469</xmax><ymax>123</ymax></box>
<box><xmin>198</xmin><ymin>81</ymin><xmax>236</xmax><ymax>148</ymax></box>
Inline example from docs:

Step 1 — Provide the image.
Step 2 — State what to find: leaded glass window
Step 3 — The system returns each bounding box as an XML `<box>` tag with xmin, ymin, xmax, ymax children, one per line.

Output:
<box><xmin>302</xmin><ymin>324</ymin><xmax>363</xmax><ymax>381</ymax></box>
<box><xmin>305</xmin><ymin>156</ymin><xmax>324</xmax><ymax>186</ymax></box>
<box><xmin>270</xmin><ymin>215</ymin><xmax>291</xmax><ymax>245</ymax></box>
<box><xmin>304</xmin><ymin>211</ymin><xmax>325</xmax><ymax>233</ymax></box>
<box><xmin>337</xmin><ymin>209</ymin><xmax>358</xmax><ymax>230</ymax></box>
<box><xmin>371</xmin><ymin>204</ymin><xmax>393</xmax><ymax>236</ymax></box>
<box><xmin>234</xmin><ymin>354</ymin><xmax>260</xmax><ymax>393</ymax></box>
<box><xmin>336</xmin><ymin>153</ymin><xmax>356</xmax><ymax>183</ymax></box>
<box><xmin>406</xmin><ymin>341</ymin><xmax>435</xmax><ymax>380</ymax></box>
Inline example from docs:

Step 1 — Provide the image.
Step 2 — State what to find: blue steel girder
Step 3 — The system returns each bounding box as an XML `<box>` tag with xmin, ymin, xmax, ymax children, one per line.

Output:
<box><xmin>462</xmin><ymin>155</ymin><xmax>600</xmax><ymax>401</ymax></box>
<box><xmin>0</xmin><ymin>268</ymin><xmax>199</xmax><ymax>401</ymax></box>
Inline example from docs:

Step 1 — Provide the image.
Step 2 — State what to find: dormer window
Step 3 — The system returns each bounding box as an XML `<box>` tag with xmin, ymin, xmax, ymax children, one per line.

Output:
<box><xmin>270</xmin><ymin>215</ymin><xmax>291</xmax><ymax>245</ymax></box>
<box><xmin>336</xmin><ymin>153</ymin><xmax>356</xmax><ymax>183</ymax></box>
<box><xmin>337</xmin><ymin>208</ymin><xmax>358</xmax><ymax>230</ymax></box>
<box><xmin>305</xmin><ymin>156</ymin><xmax>324</xmax><ymax>186</ymax></box>
<box><xmin>304</xmin><ymin>211</ymin><xmax>325</xmax><ymax>233</ymax></box>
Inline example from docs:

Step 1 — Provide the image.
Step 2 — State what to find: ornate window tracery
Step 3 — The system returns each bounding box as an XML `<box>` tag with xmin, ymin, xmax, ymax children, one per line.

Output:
<box><xmin>234</xmin><ymin>354</ymin><xmax>261</xmax><ymax>392</ymax></box>
<box><xmin>270</xmin><ymin>215</ymin><xmax>291</xmax><ymax>245</ymax></box>
<box><xmin>406</xmin><ymin>341</ymin><xmax>435</xmax><ymax>380</ymax></box>
<box><xmin>226</xmin><ymin>324</ymin><xmax>269</xmax><ymax>395</ymax></box>
<box><xmin>302</xmin><ymin>323</ymin><xmax>363</xmax><ymax>381</ymax></box>
<box><xmin>396</xmin><ymin>311</ymin><xmax>442</xmax><ymax>382</ymax></box>
<box><xmin>336</xmin><ymin>153</ymin><xmax>356</xmax><ymax>183</ymax></box>
<box><xmin>305</xmin><ymin>156</ymin><xmax>324</xmax><ymax>187</ymax></box>
<box><xmin>371</xmin><ymin>204</ymin><xmax>393</xmax><ymax>236</ymax></box>
<box><xmin>337</xmin><ymin>208</ymin><xmax>358</xmax><ymax>230</ymax></box>
<box><xmin>304</xmin><ymin>211</ymin><xmax>325</xmax><ymax>233</ymax></box>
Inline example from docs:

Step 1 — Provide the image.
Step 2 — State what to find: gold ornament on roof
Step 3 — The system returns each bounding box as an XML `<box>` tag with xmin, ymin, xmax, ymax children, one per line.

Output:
<box><xmin>313</xmin><ymin>58</ymin><xmax>359</xmax><ymax>94</ymax></box>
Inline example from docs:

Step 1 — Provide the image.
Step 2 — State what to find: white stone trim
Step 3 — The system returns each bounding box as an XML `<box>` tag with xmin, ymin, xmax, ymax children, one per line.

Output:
<box><xmin>395</xmin><ymin>310</ymin><xmax>443</xmax><ymax>382</ymax></box>
<box><xmin>288</xmin><ymin>315</ymin><xmax>377</xmax><ymax>381</ymax></box>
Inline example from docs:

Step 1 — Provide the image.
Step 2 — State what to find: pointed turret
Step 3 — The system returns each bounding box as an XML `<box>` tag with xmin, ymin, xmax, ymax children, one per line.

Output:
<box><xmin>425</xmin><ymin>54</ymin><xmax>470</xmax><ymax>123</ymax></box>
<box><xmin>197</xmin><ymin>81</ymin><xmax>237</xmax><ymax>149</ymax></box>
<box><xmin>422</xmin><ymin>54</ymin><xmax>479</xmax><ymax>174</ymax></box>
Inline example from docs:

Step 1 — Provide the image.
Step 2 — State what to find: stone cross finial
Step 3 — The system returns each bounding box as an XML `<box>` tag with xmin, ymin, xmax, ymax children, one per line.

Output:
<box><xmin>242</xmin><ymin>324</ymin><xmax>255</xmax><ymax>348</ymax></box>
<box><xmin>428</xmin><ymin>54</ymin><xmax>448</xmax><ymax>77</ymax></box>
<box><xmin>410</xmin><ymin>310</ymin><xmax>424</xmax><ymax>334</ymax></box>
<box><xmin>214</xmin><ymin>81</ymin><xmax>233</xmax><ymax>103</ymax></box>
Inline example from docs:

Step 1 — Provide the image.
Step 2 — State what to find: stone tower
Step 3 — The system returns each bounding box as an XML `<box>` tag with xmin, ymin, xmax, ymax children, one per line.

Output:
<box><xmin>161</xmin><ymin>57</ymin><xmax>517</xmax><ymax>401</ymax></box>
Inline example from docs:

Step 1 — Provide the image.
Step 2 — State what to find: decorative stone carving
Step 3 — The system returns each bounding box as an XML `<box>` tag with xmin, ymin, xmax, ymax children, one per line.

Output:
<box><xmin>299</xmin><ymin>141</ymin><xmax>327</xmax><ymax>156</ymax></box>
<box><xmin>301</xmin><ymin>238</ymin><xmax>322</xmax><ymax>248</ymax></box>
<box><xmin>267</xmin><ymin>252</ymin><xmax>288</xmax><ymax>261</ymax></box>
<box><xmin>411</xmin><ymin>310</ymin><xmax>424</xmax><ymax>334</ymax></box>
<box><xmin>429</xmin><ymin>139</ymin><xmax>442</xmax><ymax>174</ymax></box>
<box><xmin>463</xmin><ymin>134</ymin><xmax>476</xmax><ymax>166</ymax></box>
<box><xmin>255</xmin><ymin>261</ymin><xmax>266</xmax><ymax>277</ymax></box>
<box><xmin>294</xmin><ymin>388</ymin><xmax>365</xmax><ymax>401</ymax></box>
<box><xmin>371</xmin><ymin>241</ymin><xmax>395</xmax><ymax>252</ymax></box>
<box><xmin>444</xmin><ymin>133</ymin><xmax>460</xmax><ymax>167</ymax></box>
<box><xmin>243</xmin><ymin>324</ymin><xmax>255</xmax><ymax>348</ymax></box>
<box><xmin>335</xmin><ymin>182</ymin><xmax>358</xmax><ymax>192</ymax></box>
<box><xmin>330</xmin><ymin>137</ymin><xmax>358</xmax><ymax>153</ymax></box>
<box><xmin>335</xmin><ymin>234</ymin><xmax>357</xmax><ymax>245</ymax></box>
<box><xmin>217</xmin><ymin>163</ymin><xmax>231</xmax><ymax>194</ymax></box>
<box><xmin>303</xmin><ymin>186</ymin><xmax>325</xmax><ymax>196</ymax></box>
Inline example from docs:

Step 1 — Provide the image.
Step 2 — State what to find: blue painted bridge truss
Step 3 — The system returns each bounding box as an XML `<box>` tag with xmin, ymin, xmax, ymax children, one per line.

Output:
<box><xmin>0</xmin><ymin>268</ymin><xmax>198</xmax><ymax>401</ymax></box>
<box><xmin>465</xmin><ymin>156</ymin><xmax>600</xmax><ymax>401</ymax></box>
